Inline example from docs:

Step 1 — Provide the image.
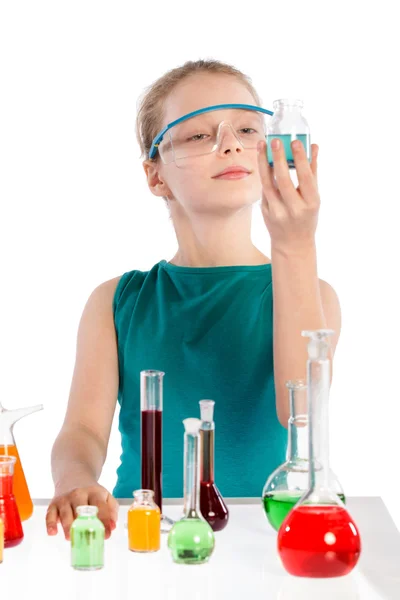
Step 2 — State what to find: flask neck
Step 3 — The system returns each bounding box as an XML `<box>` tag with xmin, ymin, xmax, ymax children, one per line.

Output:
<box><xmin>200</xmin><ymin>426</ymin><xmax>214</xmax><ymax>483</ymax></box>
<box><xmin>183</xmin><ymin>431</ymin><xmax>201</xmax><ymax>518</ymax></box>
<box><xmin>308</xmin><ymin>358</ymin><xmax>331</xmax><ymax>491</ymax></box>
<box><xmin>287</xmin><ymin>416</ymin><xmax>309</xmax><ymax>462</ymax></box>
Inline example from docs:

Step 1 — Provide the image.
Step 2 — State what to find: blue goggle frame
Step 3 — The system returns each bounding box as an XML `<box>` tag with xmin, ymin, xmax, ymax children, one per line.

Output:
<box><xmin>148</xmin><ymin>103</ymin><xmax>274</xmax><ymax>160</ymax></box>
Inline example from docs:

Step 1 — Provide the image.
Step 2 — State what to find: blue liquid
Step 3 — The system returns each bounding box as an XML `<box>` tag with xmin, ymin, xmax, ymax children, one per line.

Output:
<box><xmin>267</xmin><ymin>134</ymin><xmax>310</xmax><ymax>168</ymax></box>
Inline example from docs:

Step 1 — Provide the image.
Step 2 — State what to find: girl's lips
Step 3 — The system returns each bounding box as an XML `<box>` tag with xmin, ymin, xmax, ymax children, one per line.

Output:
<box><xmin>214</xmin><ymin>171</ymin><xmax>250</xmax><ymax>180</ymax></box>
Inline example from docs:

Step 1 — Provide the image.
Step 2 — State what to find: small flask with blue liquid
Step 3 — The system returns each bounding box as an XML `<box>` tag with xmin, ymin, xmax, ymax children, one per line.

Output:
<box><xmin>267</xmin><ymin>99</ymin><xmax>311</xmax><ymax>168</ymax></box>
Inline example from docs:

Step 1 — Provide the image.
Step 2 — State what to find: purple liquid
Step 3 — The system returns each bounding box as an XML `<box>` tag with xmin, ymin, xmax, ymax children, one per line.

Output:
<box><xmin>141</xmin><ymin>409</ymin><xmax>162</xmax><ymax>512</ymax></box>
<box><xmin>200</xmin><ymin>481</ymin><xmax>229</xmax><ymax>531</ymax></box>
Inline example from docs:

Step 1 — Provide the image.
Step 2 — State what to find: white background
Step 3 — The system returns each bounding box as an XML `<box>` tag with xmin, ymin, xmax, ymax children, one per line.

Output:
<box><xmin>1</xmin><ymin>1</ymin><xmax>399</xmax><ymax>528</ymax></box>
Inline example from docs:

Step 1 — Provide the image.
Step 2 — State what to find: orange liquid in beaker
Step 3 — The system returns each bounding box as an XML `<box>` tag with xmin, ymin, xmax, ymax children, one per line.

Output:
<box><xmin>0</xmin><ymin>445</ymin><xmax>33</xmax><ymax>521</ymax></box>
<box><xmin>128</xmin><ymin>506</ymin><xmax>160</xmax><ymax>552</ymax></box>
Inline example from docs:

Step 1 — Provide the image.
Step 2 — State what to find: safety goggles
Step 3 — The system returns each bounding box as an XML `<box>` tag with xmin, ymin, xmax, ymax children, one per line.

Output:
<box><xmin>149</xmin><ymin>104</ymin><xmax>273</xmax><ymax>165</ymax></box>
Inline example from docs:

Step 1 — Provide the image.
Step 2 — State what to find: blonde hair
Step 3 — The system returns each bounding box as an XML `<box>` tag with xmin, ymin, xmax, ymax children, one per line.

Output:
<box><xmin>136</xmin><ymin>59</ymin><xmax>262</xmax><ymax>160</ymax></box>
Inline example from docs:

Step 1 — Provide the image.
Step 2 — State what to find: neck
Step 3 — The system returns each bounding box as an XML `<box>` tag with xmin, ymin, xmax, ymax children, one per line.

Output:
<box><xmin>168</xmin><ymin>204</ymin><xmax>269</xmax><ymax>267</ymax></box>
<box><xmin>287</xmin><ymin>416</ymin><xmax>309</xmax><ymax>463</ymax></box>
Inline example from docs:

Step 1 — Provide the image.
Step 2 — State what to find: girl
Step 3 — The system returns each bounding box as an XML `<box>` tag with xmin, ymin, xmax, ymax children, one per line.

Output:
<box><xmin>46</xmin><ymin>59</ymin><xmax>341</xmax><ymax>540</ymax></box>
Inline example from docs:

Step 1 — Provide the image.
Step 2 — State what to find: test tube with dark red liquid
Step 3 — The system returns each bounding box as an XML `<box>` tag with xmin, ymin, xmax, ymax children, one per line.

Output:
<box><xmin>140</xmin><ymin>370</ymin><xmax>173</xmax><ymax>532</ymax></box>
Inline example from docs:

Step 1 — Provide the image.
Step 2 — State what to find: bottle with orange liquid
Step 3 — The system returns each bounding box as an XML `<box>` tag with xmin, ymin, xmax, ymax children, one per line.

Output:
<box><xmin>0</xmin><ymin>401</ymin><xmax>43</xmax><ymax>521</ymax></box>
<box><xmin>127</xmin><ymin>489</ymin><xmax>161</xmax><ymax>552</ymax></box>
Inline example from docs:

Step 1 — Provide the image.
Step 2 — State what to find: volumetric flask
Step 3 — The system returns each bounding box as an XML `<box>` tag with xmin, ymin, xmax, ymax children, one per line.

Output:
<box><xmin>0</xmin><ymin>455</ymin><xmax>24</xmax><ymax>547</ymax></box>
<box><xmin>0</xmin><ymin>401</ymin><xmax>43</xmax><ymax>521</ymax></box>
<box><xmin>71</xmin><ymin>505</ymin><xmax>105</xmax><ymax>570</ymax></box>
<box><xmin>140</xmin><ymin>370</ymin><xmax>173</xmax><ymax>532</ymax></box>
<box><xmin>128</xmin><ymin>489</ymin><xmax>160</xmax><ymax>552</ymax></box>
<box><xmin>277</xmin><ymin>330</ymin><xmax>361</xmax><ymax>578</ymax></box>
<box><xmin>199</xmin><ymin>400</ymin><xmax>229</xmax><ymax>531</ymax></box>
<box><xmin>168</xmin><ymin>418</ymin><xmax>215</xmax><ymax>564</ymax></box>
<box><xmin>262</xmin><ymin>379</ymin><xmax>345</xmax><ymax>532</ymax></box>
<box><xmin>266</xmin><ymin>99</ymin><xmax>311</xmax><ymax>168</ymax></box>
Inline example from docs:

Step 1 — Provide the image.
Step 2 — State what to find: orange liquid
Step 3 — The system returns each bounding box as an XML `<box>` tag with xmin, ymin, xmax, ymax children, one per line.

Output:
<box><xmin>128</xmin><ymin>506</ymin><xmax>160</xmax><ymax>552</ymax></box>
<box><xmin>0</xmin><ymin>445</ymin><xmax>33</xmax><ymax>521</ymax></box>
<box><xmin>0</xmin><ymin>518</ymin><xmax>4</xmax><ymax>563</ymax></box>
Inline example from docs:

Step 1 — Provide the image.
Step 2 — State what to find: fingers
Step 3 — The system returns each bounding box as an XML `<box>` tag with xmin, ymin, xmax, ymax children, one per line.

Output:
<box><xmin>107</xmin><ymin>493</ymin><xmax>120</xmax><ymax>525</ymax></box>
<box><xmin>257</xmin><ymin>140</ymin><xmax>280</xmax><ymax>198</ymax></box>
<box><xmin>292</xmin><ymin>141</ymin><xmax>319</xmax><ymax>203</ymax></box>
<box><xmin>58</xmin><ymin>501</ymin><xmax>75</xmax><ymax>541</ymax></box>
<box><xmin>268</xmin><ymin>138</ymin><xmax>297</xmax><ymax>203</ymax></box>
<box><xmin>46</xmin><ymin>502</ymin><xmax>59</xmax><ymax>536</ymax></box>
<box><xmin>88</xmin><ymin>491</ymin><xmax>114</xmax><ymax>540</ymax></box>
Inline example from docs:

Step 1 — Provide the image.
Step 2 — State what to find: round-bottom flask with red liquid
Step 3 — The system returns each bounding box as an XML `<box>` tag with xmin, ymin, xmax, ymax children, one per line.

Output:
<box><xmin>0</xmin><ymin>455</ymin><xmax>24</xmax><ymax>547</ymax></box>
<box><xmin>277</xmin><ymin>330</ymin><xmax>362</xmax><ymax>578</ymax></box>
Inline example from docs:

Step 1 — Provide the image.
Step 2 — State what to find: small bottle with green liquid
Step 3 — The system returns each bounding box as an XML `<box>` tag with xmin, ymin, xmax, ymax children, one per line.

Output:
<box><xmin>71</xmin><ymin>505</ymin><xmax>105</xmax><ymax>570</ymax></box>
<box><xmin>262</xmin><ymin>380</ymin><xmax>345</xmax><ymax>531</ymax></box>
<box><xmin>266</xmin><ymin>99</ymin><xmax>311</xmax><ymax>168</ymax></box>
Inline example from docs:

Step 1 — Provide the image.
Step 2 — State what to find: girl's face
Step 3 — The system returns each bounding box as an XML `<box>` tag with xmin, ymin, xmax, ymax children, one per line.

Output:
<box><xmin>150</xmin><ymin>73</ymin><xmax>264</xmax><ymax>214</ymax></box>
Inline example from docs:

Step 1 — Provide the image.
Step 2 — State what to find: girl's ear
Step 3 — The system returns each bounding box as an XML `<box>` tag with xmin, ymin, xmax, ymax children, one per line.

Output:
<box><xmin>143</xmin><ymin>159</ymin><xmax>172</xmax><ymax>199</ymax></box>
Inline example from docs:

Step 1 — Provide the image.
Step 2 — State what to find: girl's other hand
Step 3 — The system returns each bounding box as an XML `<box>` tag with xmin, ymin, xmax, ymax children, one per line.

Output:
<box><xmin>45</xmin><ymin>484</ymin><xmax>119</xmax><ymax>540</ymax></box>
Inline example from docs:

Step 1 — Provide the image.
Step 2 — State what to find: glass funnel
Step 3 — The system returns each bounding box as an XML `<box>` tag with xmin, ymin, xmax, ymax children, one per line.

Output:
<box><xmin>277</xmin><ymin>330</ymin><xmax>362</xmax><ymax>578</ymax></box>
<box><xmin>168</xmin><ymin>418</ymin><xmax>215</xmax><ymax>564</ymax></box>
<box><xmin>140</xmin><ymin>370</ymin><xmax>174</xmax><ymax>532</ymax></box>
<box><xmin>0</xmin><ymin>455</ymin><xmax>24</xmax><ymax>547</ymax></box>
<box><xmin>0</xmin><ymin>401</ymin><xmax>43</xmax><ymax>521</ymax></box>
<box><xmin>199</xmin><ymin>400</ymin><xmax>229</xmax><ymax>531</ymax></box>
<box><xmin>262</xmin><ymin>379</ymin><xmax>345</xmax><ymax>531</ymax></box>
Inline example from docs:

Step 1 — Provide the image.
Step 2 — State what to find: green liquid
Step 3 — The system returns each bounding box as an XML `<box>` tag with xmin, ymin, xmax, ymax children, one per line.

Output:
<box><xmin>70</xmin><ymin>515</ymin><xmax>105</xmax><ymax>570</ymax></box>
<box><xmin>167</xmin><ymin>517</ymin><xmax>215</xmax><ymax>564</ymax></box>
<box><xmin>262</xmin><ymin>491</ymin><xmax>346</xmax><ymax>532</ymax></box>
<box><xmin>266</xmin><ymin>133</ymin><xmax>310</xmax><ymax>168</ymax></box>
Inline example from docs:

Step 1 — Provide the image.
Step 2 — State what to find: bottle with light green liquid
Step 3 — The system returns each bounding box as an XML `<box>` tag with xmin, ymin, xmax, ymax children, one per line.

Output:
<box><xmin>71</xmin><ymin>505</ymin><xmax>105</xmax><ymax>570</ymax></box>
<box><xmin>262</xmin><ymin>380</ymin><xmax>346</xmax><ymax>532</ymax></box>
<box><xmin>168</xmin><ymin>418</ymin><xmax>215</xmax><ymax>564</ymax></box>
<box><xmin>266</xmin><ymin>99</ymin><xmax>311</xmax><ymax>168</ymax></box>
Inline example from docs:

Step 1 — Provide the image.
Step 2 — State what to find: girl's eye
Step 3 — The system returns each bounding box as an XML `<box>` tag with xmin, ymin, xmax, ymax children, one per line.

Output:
<box><xmin>188</xmin><ymin>133</ymin><xmax>209</xmax><ymax>142</ymax></box>
<box><xmin>239</xmin><ymin>128</ymin><xmax>256</xmax><ymax>134</ymax></box>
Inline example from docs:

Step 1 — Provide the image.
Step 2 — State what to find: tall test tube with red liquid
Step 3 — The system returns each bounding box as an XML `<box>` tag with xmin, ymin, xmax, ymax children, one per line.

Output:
<box><xmin>140</xmin><ymin>370</ymin><xmax>174</xmax><ymax>532</ymax></box>
<box><xmin>277</xmin><ymin>330</ymin><xmax>361</xmax><ymax>578</ymax></box>
<box><xmin>199</xmin><ymin>400</ymin><xmax>229</xmax><ymax>531</ymax></box>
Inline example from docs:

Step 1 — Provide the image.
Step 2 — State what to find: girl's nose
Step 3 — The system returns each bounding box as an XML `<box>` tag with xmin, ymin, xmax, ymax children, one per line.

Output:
<box><xmin>216</xmin><ymin>123</ymin><xmax>244</xmax><ymax>155</ymax></box>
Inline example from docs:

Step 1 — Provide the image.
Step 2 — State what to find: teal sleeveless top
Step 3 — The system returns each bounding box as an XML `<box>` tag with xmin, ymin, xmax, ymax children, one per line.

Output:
<box><xmin>112</xmin><ymin>260</ymin><xmax>286</xmax><ymax>498</ymax></box>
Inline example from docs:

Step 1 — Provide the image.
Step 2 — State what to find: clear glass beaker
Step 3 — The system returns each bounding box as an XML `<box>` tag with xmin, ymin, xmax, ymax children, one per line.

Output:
<box><xmin>0</xmin><ymin>401</ymin><xmax>43</xmax><ymax>521</ymax></box>
<box><xmin>199</xmin><ymin>400</ymin><xmax>229</xmax><ymax>531</ymax></box>
<box><xmin>262</xmin><ymin>379</ymin><xmax>345</xmax><ymax>531</ymax></box>
<box><xmin>70</xmin><ymin>505</ymin><xmax>105</xmax><ymax>571</ymax></box>
<box><xmin>168</xmin><ymin>418</ymin><xmax>215</xmax><ymax>564</ymax></box>
<box><xmin>0</xmin><ymin>455</ymin><xmax>24</xmax><ymax>547</ymax></box>
<box><xmin>277</xmin><ymin>330</ymin><xmax>362</xmax><ymax>578</ymax></box>
<box><xmin>266</xmin><ymin>99</ymin><xmax>311</xmax><ymax>168</ymax></box>
<box><xmin>127</xmin><ymin>489</ymin><xmax>161</xmax><ymax>553</ymax></box>
<box><xmin>140</xmin><ymin>370</ymin><xmax>173</xmax><ymax>532</ymax></box>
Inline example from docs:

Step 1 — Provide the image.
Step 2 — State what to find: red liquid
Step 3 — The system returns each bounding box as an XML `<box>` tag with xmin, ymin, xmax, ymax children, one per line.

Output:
<box><xmin>0</xmin><ymin>475</ymin><xmax>24</xmax><ymax>547</ymax></box>
<box><xmin>200</xmin><ymin>481</ymin><xmax>229</xmax><ymax>531</ymax></box>
<box><xmin>277</xmin><ymin>505</ymin><xmax>361</xmax><ymax>578</ymax></box>
<box><xmin>141</xmin><ymin>410</ymin><xmax>162</xmax><ymax>512</ymax></box>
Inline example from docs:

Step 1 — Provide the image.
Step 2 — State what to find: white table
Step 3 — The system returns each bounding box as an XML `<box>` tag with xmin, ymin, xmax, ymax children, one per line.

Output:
<box><xmin>1</xmin><ymin>497</ymin><xmax>399</xmax><ymax>599</ymax></box>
